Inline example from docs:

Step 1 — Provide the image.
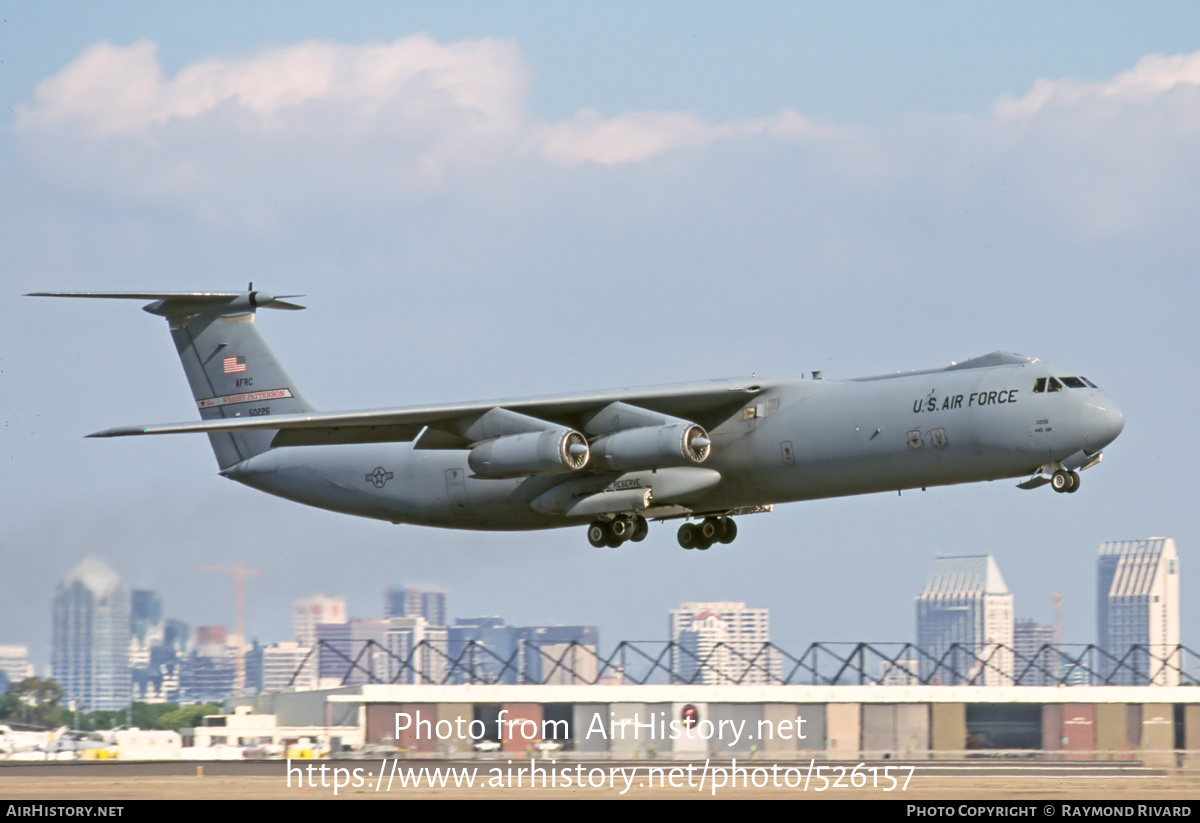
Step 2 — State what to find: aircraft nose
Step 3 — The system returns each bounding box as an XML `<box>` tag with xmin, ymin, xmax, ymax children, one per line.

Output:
<box><xmin>1081</xmin><ymin>393</ymin><xmax>1124</xmax><ymax>452</ymax></box>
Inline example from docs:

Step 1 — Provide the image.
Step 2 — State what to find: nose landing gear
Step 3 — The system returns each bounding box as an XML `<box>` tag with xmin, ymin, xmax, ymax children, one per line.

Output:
<box><xmin>677</xmin><ymin>516</ymin><xmax>737</xmax><ymax>550</ymax></box>
<box><xmin>1051</xmin><ymin>469</ymin><xmax>1080</xmax><ymax>493</ymax></box>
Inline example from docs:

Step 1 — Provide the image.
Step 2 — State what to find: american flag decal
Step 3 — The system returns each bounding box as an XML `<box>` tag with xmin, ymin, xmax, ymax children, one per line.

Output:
<box><xmin>223</xmin><ymin>356</ymin><xmax>246</xmax><ymax>374</ymax></box>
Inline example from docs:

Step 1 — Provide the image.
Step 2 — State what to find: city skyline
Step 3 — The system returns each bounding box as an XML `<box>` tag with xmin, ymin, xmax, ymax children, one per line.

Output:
<box><xmin>6</xmin><ymin>537</ymin><xmax>1189</xmax><ymax>675</ymax></box>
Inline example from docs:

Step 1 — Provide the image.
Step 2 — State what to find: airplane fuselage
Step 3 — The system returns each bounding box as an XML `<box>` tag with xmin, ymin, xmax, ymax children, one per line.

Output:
<box><xmin>225</xmin><ymin>354</ymin><xmax>1123</xmax><ymax>532</ymax></box>
<box><xmin>31</xmin><ymin>292</ymin><xmax>1123</xmax><ymax>550</ymax></box>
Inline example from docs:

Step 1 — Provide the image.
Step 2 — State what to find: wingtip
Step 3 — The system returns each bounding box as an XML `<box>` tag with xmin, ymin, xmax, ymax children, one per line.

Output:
<box><xmin>86</xmin><ymin>428</ymin><xmax>138</xmax><ymax>438</ymax></box>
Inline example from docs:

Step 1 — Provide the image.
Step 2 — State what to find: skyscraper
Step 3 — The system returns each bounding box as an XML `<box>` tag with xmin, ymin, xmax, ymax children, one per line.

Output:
<box><xmin>316</xmin><ymin>618</ymin><xmax>387</xmax><ymax>686</ymax></box>
<box><xmin>293</xmin><ymin>594</ymin><xmax>346</xmax><ymax>647</ymax></box>
<box><xmin>0</xmin><ymin>646</ymin><xmax>34</xmax><ymax>692</ymax></box>
<box><xmin>385</xmin><ymin>617</ymin><xmax>449</xmax><ymax>684</ymax></box>
<box><xmin>246</xmin><ymin>641</ymin><xmax>316</xmax><ymax>694</ymax></box>
<box><xmin>669</xmin><ymin>602</ymin><xmax>775</xmax><ymax>684</ymax></box>
<box><xmin>384</xmin><ymin>588</ymin><xmax>447</xmax><ymax>626</ymax></box>
<box><xmin>446</xmin><ymin>618</ymin><xmax>519</xmax><ymax>684</ymax></box>
<box><xmin>1013</xmin><ymin>619</ymin><xmax>1056</xmax><ymax>686</ymax></box>
<box><xmin>51</xmin><ymin>558</ymin><xmax>131</xmax><ymax>711</ymax></box>
<box><xmin>1097</xmin><ymin>538</ymin><xmax>1181</xmax><ymax>686</ymax></box>
<box><xmin>519</xmin><ymin>626</ymin><xmax>599</xmax><ymax>685</ymax></box>
<box><xmin>916</xmin><ymin>555</ymin><xmax>1014</xmax><ymax>685</ymax></box>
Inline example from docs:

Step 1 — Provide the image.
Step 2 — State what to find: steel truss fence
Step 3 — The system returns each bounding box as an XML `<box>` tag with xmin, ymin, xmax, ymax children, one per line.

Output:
<box><xmin>288</xmin><ymin>640</ymin><xmax>1200</xmax><ymax>688</ymax></box>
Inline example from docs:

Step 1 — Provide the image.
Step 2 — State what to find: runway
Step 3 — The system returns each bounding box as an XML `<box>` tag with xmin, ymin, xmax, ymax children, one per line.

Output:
<box><xmin>1</xmin><ymin>758</ymin><xmax>1193</xmax><ymax>800</ymax></box>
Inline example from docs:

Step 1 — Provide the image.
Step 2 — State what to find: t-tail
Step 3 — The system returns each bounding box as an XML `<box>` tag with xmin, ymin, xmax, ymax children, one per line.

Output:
<box><xmin>27</xmin><ymin>289</ymin><xmax>312</xmax><ymax>469</ymax></box>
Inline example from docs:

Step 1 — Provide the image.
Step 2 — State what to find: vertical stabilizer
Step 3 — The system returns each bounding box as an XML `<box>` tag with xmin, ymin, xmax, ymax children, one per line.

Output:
<box><xmin>29</xmin><ymin>290</ymin><xmax>312</xmax><ymax>470</ymax></box>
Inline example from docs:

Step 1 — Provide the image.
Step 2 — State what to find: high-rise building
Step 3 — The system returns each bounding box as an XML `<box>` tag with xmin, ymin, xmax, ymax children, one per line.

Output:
<box><xmin>519</xmin><ymin>626</ymin><xmax>599</xmax><ymax>685</ymax></box>
<box><xmin>129</xmin><ymin>590</ymin><xmax>165</xmax><ymax>700</ymax></box>
<box><xmin>293</xmin><ymin>595</ymin><xmax>346</xmax><ymax>647</ymax></box>
<box><xmin>1097</xmin><ymin>538</ymin><xmax>1181</xmax><ymax>686</ymax></box>
<box><xmin>916</xmin><ymin>555</ymin><xmax>1014</xmax><ymax>685</ymax></box>
<box><xmin>446</xmin><ymin>618</ymin><xmax>519</xmax><ymax>684</ymax></box>
<box><xmin>444</xmin><ymin>619</ymin><xmax>599</xmax><ymax>684</ymax></box>
<box><xmin>51</xmin><ymin>558</ymin><xmax>131</xmax><ymax>711</ymax></box>
<box><xmin>247</xmin><ymin>641</ymin><xmax>317</xmax><ymax>694</ymax></box>
<box><xmin>669</xmin><ymin>602</ymin><xmax>775</xmax><ymax>684</ymax></box>
<box><xmin>316</xmin><ymin>618</ymin><xmax>387</xmax><ymax>686</ymax></box>
<box><xmin>385</xmin><ymin>617</ymin><xmax>449</xmax><ymax>684</ymax></box>
<box><xmin>1013</xmin><ymin>619</ymin><xmax>1056</xmax><ymax>686</ymax></box>
<box><xmin>0</xmin><ymin>645</ymin><xmax>34</xmax><ymax>691</ymax></box>
<box><xmin>177</xmin><ymin>626</ymin><xmax>238</xmax><ymax>704</ymax></box>
<box><xmin>385</xmin><ymin>588</ymin><xmax>447</xmax><ymax>626</ymax></box>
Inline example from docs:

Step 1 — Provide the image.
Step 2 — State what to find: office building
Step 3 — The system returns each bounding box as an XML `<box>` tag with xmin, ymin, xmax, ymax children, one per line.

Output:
<box><xmin>0</xmin><ymin>645</ymin><xmax>34</xmax><ymax>691</ymax></box>
<box><xmin>1013</xmin><ymin>619</ymin><xmax>1056</xmax><ymax>686</ymax></box>
<box><xmin>1098</xmin><ymin>538</ymin><xmax>1181</xmax><ymax>686</ymax></box>
<box><xmin>519</xmin><ymin>625</ymin><xmax>599</xmax><ymax>685</ymax></box>
<box><xmin>293</xmin><ymin>595</ymin><xmax>346</xmax><ymax>647</ymax></box>
<box><xmin>385</xmin><ymin>588</ymin><xmax>447</xmax><ymax>627</ymax></box>
<box><xmin>669</xmin><ymin>602</ymin><xmax>776</xmax><ymax>684</ymax></box>
<box><xmin>446</xmin><ymin>618</ymin><xmax>520</xmax><ymax>684</ymax></box>
<box><xmin>385</xmin><ymin>617</ymin><xmax>449</xmax><ymax>684</ymax></box>
<box><xmin>247</xmin><ymin>641</ymin><xmax>317</xmax><ymax>694</ymax></box>
<box><xmin>177</xmin><ymin>626</ymin><xmax>238</xmax><ymax>704</ymax></box>
<box><xmin>316</xmin><ymin>618</ymin><xmax>387</xmax><ymax>686</ymax></box>
<box><xmin>916</xmin><ymin>555</ymin><xmax>1014</xmax><ymax>685</ymax></box>
<box><xmin>51</xmin><ymin>558</ymin><xmax>131</xmax><ymax>711</ymax></box>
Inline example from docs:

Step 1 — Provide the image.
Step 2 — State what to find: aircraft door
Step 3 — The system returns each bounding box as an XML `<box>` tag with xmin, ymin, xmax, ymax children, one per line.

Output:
<box><xmin>445</xmin><ymin>468</ymin><xmax>468</xmax><ymax>510</ymax></box>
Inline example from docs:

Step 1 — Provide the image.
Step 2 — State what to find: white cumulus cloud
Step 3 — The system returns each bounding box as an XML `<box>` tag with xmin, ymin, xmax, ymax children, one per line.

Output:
<box><xmin>13</xmin><ymin>36</ymin><xmax>1200</xmax><ymax>238</ymax></box>
<box><xmin>13</xmin><ymin>35</ymin><xmax>851</xmax><ymax>218</ymax></box>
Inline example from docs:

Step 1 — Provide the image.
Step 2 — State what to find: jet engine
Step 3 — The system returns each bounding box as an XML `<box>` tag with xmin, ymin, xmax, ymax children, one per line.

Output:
<box><xmin>468</xmin><ymin>429</ymin><xmax>590</xmax><ymax>478</ymax></box>
<box><xmin>589</xmin><ymin>422</ymin><xmax>711</xmax><ymax>472</ymax></box>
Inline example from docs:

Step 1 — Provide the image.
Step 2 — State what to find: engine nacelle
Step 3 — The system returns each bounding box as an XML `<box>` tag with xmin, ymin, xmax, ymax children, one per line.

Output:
<box><xmin>468</xmin><ymin>429</ymin><xmax>589</xmax><ymax>478</ymax></box>
<box><xmin>589</xmin><ymin>422</ymin><xmax>711</xmax><ymax>472</ymax></box>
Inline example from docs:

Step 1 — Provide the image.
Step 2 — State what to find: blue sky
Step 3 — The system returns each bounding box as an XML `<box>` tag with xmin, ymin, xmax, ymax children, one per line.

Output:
<box><xmin>3</xmin><ymin>4</ymin><xmax>1199</xmax><ymax>670</ymax></box>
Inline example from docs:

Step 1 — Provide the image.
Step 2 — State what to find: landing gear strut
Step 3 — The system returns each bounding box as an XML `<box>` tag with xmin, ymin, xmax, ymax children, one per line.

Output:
<box><xmin>678</xmin><ymin>516</ymin><xmax>737</xmax><ymax>550</ymax></box>
<box><xmin>587</xmin><ymin>514</ymin><xmax>648</xmax><ymax>548</ymax></box>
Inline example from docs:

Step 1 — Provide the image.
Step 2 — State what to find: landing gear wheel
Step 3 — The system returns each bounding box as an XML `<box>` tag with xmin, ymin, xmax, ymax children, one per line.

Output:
<box><xmin>1066</xmin><ymin>470</ymin><xmax>1080</xmax><ymax>493</ymax></box>
<box><xmin>587</xmin><ymin>521</ymin><xmax>610</xmax><ymax>548</ymax></box>
<box><xmin>678</xmin><ymin>522</ymin><xmax>700</xmax><ymax>549</ymax></box>
<box><xmin>610</xmin><ymin>516</ymin><xmax>633</xmax><ymax>540</ymax></box>
<box><xmin>700</xmin><ymin>517</ymin><xmax>721</xmax><ymax>542</ymax></box>
<box><xmin>1051</xmin><ymin>470</ymin><xmax>1071</xmax><ymax>493</ymax></box>
<box><xmin>718</xmin><ymin>517</ymin><xmax>738</xmax><ymax>544</ymax></box>
<box><xmin>630</xmin><ymin>515</ymin><xmax>649</xmax><ymax>543</ymax></box>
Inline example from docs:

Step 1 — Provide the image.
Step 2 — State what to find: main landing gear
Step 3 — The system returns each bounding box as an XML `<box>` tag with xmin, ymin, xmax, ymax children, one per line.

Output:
<box><xmin>1051</xmin><ymin>469</ymin><xmax>1080</xmax><ymax>494</ymax></box>
<box><xmin>587</xmin><ymin>514</ymin><xmax>649</xmax><ymax>548</ymax></box>
<box><xmin>677</xmin><ymin>516</ymin><xmax>737</xmax><ymax>550</ymax></box>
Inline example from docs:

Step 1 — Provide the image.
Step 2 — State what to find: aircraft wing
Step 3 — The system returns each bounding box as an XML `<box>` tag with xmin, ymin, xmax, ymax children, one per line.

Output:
<box><xmin>87</xmin><ymin>378</ymin><xmax>777</xmax><ymax>447</ymax></box>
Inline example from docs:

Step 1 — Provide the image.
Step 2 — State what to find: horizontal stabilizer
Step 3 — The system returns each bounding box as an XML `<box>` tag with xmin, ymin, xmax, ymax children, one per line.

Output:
<box><xmin>27</xmin><ymin>291</ymin><xmax>305</xmax><ymax>314</ymax></box>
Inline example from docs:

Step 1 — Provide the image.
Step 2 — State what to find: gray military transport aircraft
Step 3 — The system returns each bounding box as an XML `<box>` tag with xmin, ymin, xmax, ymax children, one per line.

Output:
<box><xmin>32</xmin><ymin>289</ymin><xmax>1125</xmax><ymax>550</ymax></box>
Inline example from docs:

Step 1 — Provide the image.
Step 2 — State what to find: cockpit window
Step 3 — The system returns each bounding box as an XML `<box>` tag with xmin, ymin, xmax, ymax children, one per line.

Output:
<box><xmin>1035</xmin><ymin>376</ymin><xmax>1094</xmax><ymax>392</ymax></box>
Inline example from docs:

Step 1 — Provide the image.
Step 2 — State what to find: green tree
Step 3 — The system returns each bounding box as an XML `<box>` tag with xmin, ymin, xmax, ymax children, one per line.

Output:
<box><xmin>0</xmin><ymin>678</ymin><xmax>69</xmax><ymax>728</ymax></box>
<box><xmin>130</xmin><ymin>702</ymin><xmax>181</xmax><ymax>729</ymax></box>
<box><xmin>157</xmin><ymin>704</ymin><xmax>221</xmax><ymax>731</ymax></box>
